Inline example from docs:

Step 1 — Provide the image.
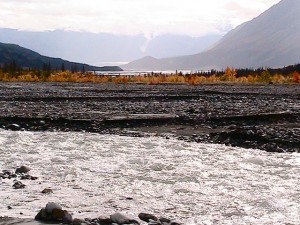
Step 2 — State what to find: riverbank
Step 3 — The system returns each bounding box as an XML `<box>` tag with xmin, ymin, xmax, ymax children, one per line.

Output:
<box><xmin>0</xmin><ymin>82</ymin><xmax>299</xmax><ymax>152</ymax></box>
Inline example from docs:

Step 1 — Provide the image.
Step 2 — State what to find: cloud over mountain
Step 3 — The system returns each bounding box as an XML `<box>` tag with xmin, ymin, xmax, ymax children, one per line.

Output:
<box><xmin>123</xmin><ymin>0</ymin><xmax>300</xmax><ymax>71</ymax></box>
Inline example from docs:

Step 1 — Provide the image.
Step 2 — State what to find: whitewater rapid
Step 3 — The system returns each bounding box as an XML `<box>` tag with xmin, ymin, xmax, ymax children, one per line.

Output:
<box><xmin>0</xmin><ymin>130</ymin><xmax>299</xmax><ymax>224</ymax></box>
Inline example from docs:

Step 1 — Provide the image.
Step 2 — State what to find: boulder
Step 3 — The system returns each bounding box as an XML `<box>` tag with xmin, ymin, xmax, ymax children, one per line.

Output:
<box><xmin>110</xmin><ymin>213</ymin><xmax>131</xmax><ymax>224</ymax></box>
<box><xmin>15</xmin><ymin>166</ymin><xmax>31</xmax><ymax>174</ymax></box>
<box><xmin>62</xmin><ymin>213</ymin><xmax>73</xmax><ymax>224</ymax></box>
<box><xmin>138</xmin><ymin>213</ymin><xmax>158</xmax><ymax>222</ymax></box>
<box><xmin>35</xmin><ymin>203</ymin><xmax>72</xmax><ymax>223</ymax></box>
<box><xmin>35</xmin><ymin>208</ymin><xmax>47</xmax><ymax>221</ymax></box>
<box><xmin>72</xmin><ymin>218</ymin><xmax>85</xmax><ymax>225</ymax></box>
<box><xmin>52</xmin><ymin>208</ymin><xmax>66</xmax><ymax>220</ymax></box>
<box><xmin>45</xmin><ymin>202</ymin><xmax>62</xmax><ymax>214</ymax></box>
<box><xmin>98</xmin><ymin>216</ymin><xmax>112</xmax><ymax>225</ymax></box>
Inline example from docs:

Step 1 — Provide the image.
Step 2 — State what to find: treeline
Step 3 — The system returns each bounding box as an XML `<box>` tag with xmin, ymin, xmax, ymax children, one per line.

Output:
<box><xmin>189</xmin><ymin>64</ymin><xmax>300</xmax><ymax>77</ymax></box>
<box><xmin>0</xmin><ymin>60</ymin><xmax>86</xmax><ymax>80</ymax></box>
<box><xmin>0</xmin><ymin>60</ymin><xmax>299</xmax><ymax>84</ymax></box>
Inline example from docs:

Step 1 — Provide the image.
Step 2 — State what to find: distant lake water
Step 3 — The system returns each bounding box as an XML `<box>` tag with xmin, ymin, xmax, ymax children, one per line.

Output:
<box><xmin>95</xmin><ymin>70</ymin><xmax>195</xmax><ymax>76</ymax></box>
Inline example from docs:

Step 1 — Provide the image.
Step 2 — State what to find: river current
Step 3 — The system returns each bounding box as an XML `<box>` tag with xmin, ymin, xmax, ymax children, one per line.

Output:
<box><xmin>0</xmin><ymin>130</ymin><xmax>299</xmax><ymax>224</ymax></box>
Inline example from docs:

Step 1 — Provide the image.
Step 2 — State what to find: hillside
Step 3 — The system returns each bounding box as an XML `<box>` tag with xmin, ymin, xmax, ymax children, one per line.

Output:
<box><xmin>0</xmin><ymin>42</ymin><xmax>122</xmax><ymax>71</ymax></box>
<box><xmin>123</xmin><ymin>0</ymin><xmax>300</xmax><ymax>71</ymax></box>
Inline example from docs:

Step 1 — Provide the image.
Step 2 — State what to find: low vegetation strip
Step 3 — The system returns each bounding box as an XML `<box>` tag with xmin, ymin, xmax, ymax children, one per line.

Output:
<box><xmin>0</xmin><ymin>60</ymin><xmax>300</xmax><ymax>84</ymax></box>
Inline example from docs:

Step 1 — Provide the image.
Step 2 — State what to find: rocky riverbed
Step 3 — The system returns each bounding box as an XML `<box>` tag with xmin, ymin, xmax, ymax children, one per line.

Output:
<box><xmin>0</xmin><ymin>82</ymin><xmax>299</xmax><ymax>152</ymax></box>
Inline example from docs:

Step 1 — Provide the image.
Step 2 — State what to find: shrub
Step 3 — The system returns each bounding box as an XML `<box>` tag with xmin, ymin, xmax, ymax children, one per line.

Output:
<box><xmin>258</xmin><ymin>71</ymin><xmax>272</xmax><ymax>83</ymax></box>
<box><xmin>291</xmin><ymin>71</ymin><xmax>300</xmax><ymax>83</ymax></box>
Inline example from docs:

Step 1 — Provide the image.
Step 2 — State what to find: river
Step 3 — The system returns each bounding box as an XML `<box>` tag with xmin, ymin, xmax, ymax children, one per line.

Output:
<box><xmin>0</xmin><ymin>130</ymin><xmax>299</xmax><ymax>224</ymax></box>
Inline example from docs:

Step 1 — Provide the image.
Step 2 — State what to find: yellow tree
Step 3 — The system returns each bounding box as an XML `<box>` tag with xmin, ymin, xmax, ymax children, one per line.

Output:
<box><xmin>222</xmin><ymin>67</ymin><xmax>237</xmax><ymax>81</ymax></box>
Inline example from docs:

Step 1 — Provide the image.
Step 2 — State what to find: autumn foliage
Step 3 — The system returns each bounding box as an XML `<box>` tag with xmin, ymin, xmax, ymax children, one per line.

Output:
<box><xmin>0</xmin><ymin>62</ymin><xmax>299</xmax><ymax>84</ymax></box>
<box><xmin>292</xmin><ymin>71</ymin><xmax>300</xmax><ymax>83</ymax></box>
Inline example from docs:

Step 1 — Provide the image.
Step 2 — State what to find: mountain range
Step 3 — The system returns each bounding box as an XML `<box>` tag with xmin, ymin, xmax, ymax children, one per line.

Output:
<box><xmin>123</xmin><ymin>0</ymin><xmax>300</xmax><ymax>71</ymax></box>
<box><xmin>0</xmin><ymin>29</ymin><xmax>221</xmax><ymax>66</ymax></box>
<box><xmin>0</xmin><ymin>42</ymin><xmax>122</xmax><ymax>71</ymax></box>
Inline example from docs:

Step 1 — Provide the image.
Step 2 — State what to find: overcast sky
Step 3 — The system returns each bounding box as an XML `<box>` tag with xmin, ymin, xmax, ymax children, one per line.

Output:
<box><xmin>0</xmin><ymin>0</ymin><xmax>281</xmax><ymax>37</ymax></box>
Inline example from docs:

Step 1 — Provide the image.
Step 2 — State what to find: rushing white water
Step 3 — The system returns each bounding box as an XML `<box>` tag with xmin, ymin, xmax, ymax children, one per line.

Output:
<box><xmin>0</xmin><ymin>130</ymin><xmax>299</xmax><ymax>225</ymax></box>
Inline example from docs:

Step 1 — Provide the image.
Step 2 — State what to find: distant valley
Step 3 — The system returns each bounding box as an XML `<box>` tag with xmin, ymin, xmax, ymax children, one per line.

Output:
<box><xmin>0</xmin><ymin>29</ymin><xmax>221</xmax><ymax>66</ymax></box>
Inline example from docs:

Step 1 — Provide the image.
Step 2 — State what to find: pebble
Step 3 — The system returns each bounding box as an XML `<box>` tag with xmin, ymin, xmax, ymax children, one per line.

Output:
<box><xmin>39</xmin><ymin>120</ymin><xmax>46</xmax><ymax>125</ymax></box>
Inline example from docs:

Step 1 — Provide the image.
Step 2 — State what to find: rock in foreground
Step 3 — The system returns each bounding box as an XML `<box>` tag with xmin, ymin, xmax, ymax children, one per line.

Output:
<box><xmin>35</xmin><ymin>202</ymin><xmax>181</xmax><ymax>224</ymax></box>
<box><xmin>35</xmin><ymin>202</ymin><xmax>72</xmax><ymax>224</ymax></box>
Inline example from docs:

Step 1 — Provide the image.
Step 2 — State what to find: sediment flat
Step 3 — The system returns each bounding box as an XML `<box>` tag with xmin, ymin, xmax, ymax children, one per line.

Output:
<box><xmin>0</xmin><ymin>82</ymin><xmax>299</xmax><ymax>152</ymax></box>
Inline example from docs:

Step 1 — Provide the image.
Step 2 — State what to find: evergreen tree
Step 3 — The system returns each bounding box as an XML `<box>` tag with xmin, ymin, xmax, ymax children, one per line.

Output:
<box><xmin>61</xmin><ymin>63</ymin><xmax>65</xmax><ymax>72</ymax></box>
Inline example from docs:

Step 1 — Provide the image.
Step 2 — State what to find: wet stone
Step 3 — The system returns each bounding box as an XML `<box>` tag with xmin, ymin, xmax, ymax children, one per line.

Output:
<box><xmin>39</xmin><ymin>120</ymin><xmax>46</xmax><ymax>125</ymax></box>
<box><xmin>2</xmin><ymin>170</ymin><xmax>12</xmax><ymax>175</ymax></box>
<box><xmin>148</xmin><ymin>220</ymin><xmax>162</xmax><ymax>225</ymax></box>
<box><xmin>13</xmin><ymin>181</ymin><xmax>25</xmax><ymax>189</ymax></box>
<box><xmin>7</xmin><ymin>124</ymin><xmax>21</xmax><ymax>131</ymax></box>
<box><xmin>45</xmin><ymin>202</ymin><xmax>62</xmax><ymax>214</ymax></box>
<box><xmin>138</xmin><ymin>213</ymin><xmax>158</xmax><ymax>222</ymax></box>
<box><xmin>52</xmin><ymin>208</ymin><xmax>66</xmax><ymax>220</ymax></box>
<box><xmin>170</xmin><ymin>222</ymin><xmax>181</xmax><ymax>225</ymax></box>
<box><xmin>35</xmin><ymin>202</ymin><xmax>72</xmax><ymax>224</ymax></box>
<box><xmin>35</xmin><ymin>208</ymin><xmax>47</xmax><ymax>221</ymax></box>
<box><xmin>98</xmin><ymin>216</ymin><xmax>112</xmax><ymax>225</ymax></box>
<box><xmin>41</xmin><ymin>188</ymin><xmax>53</xmax><ymax>194</ymax></box>
<box><xmin>72</xmin><ymin>218</ymin><xmax>86</xmax><ymax>225</ymax></box>
<box><xmin>110</xmin><ymin>213</ymin><xmax>131</xmax><ymax>224</ymax></box>
<box><xmin>62</xmin><ymin>213</ymin><xmax>73</xmax><ymax>224</ymax></box>
<box><xmin>15</xmin><ymin>166</ymin><xmax>31</xmax><ymax>174</ymax></box>
<box><xmin>159</xmin><ymin>218</ymin><xmax>171</xmax><ymax>224</ymax></box>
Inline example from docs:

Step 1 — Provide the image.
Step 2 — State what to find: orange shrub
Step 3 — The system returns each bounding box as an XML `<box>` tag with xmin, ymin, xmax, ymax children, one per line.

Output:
<box><xmin>291</xmin><ymin>71</ymin><xmax>300</xmax><ymax>83</ymax></box>
<box><xmin>271</xmin><ymin>74</ymin><xmax>287</xmax><ymax>83</ymax></box>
